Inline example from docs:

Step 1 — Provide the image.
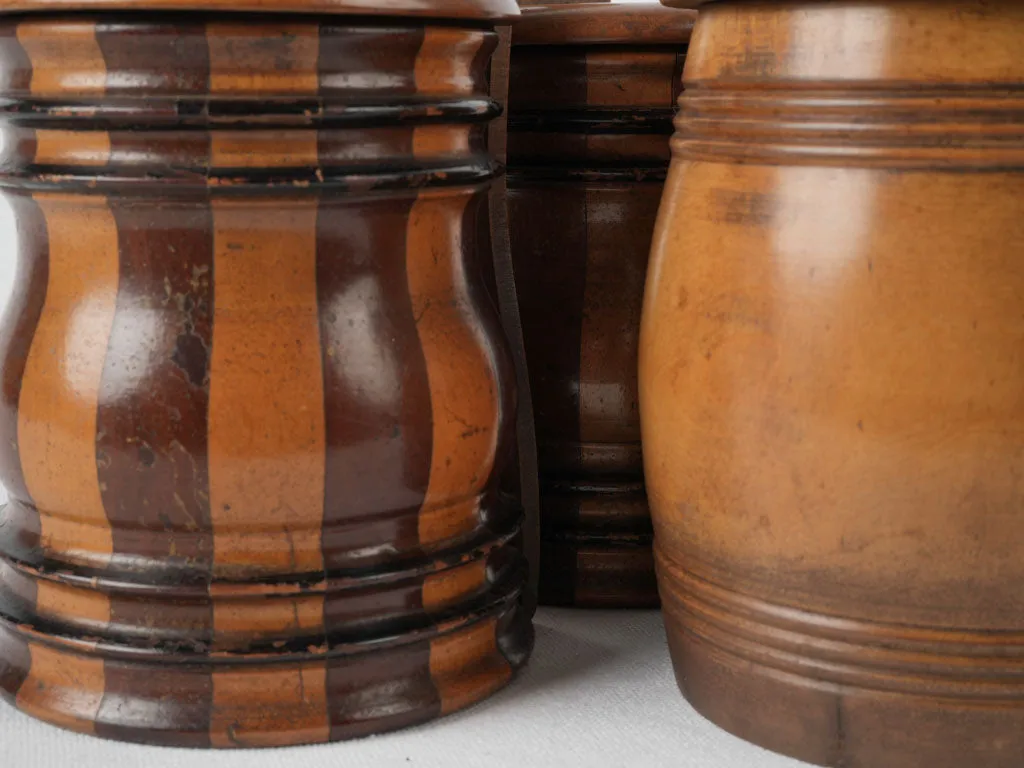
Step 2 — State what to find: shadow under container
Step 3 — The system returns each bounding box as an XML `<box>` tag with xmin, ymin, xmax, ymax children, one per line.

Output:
<box><xmin>643</xmin><ymin>0</ymin><xmax>1024</xmax><ymax>766</ymax></box>
<box><xmin>0</xmin><ymin>0</ymin><xmax>533</xmax><ymax>748</ymax></box>
<box><xmin>507</xmin><ymin>1</ymin><xmax>695</xmax><ymax>608</ymax></box>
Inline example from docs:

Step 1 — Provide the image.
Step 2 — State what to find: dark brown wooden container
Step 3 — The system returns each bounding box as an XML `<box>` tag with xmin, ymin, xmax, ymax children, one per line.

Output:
<box><xmin>0</xmin><ymin>0</ymin><xmax>533</xmax><ymax>747</ymax></box>
<box><xmin>507</xmin><ymin>2</ymin><xmax>694</xmax><ymax>608</ymax></box>
<box><xmin>644</xmin><ymin>0</ymin><xmax>1024</xmax><ymax>765</ymax></box>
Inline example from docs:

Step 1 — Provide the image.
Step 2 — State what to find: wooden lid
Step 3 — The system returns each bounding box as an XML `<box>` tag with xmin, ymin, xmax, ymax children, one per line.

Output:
<box><xmin>514</xmin><ymin>1</ymin><xmax>696</xmax><ymax>45</ymax></box>
<box><xmin>0</xmin><ymin>0</ymin><xmax>519</xmax><ymax>19</ymax></box>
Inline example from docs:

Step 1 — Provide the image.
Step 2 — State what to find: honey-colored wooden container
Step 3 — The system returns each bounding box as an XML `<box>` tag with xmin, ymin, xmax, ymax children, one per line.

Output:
<box><xmin>507</xmin><ymin>1</ymin><xmax>695</xmax><ymax>608</ymax></box>
<box><xmin>644</xmin><ymin>0</ymin><xmax>1024</xmax><ymax>765</ymax></box>
<box><xmin>0</xmin><ymin>0</ymin><xmax>533</xmax><ymax>747</ymax></box>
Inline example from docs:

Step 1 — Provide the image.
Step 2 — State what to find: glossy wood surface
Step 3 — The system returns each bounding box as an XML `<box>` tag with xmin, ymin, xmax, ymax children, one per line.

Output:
<box><xmin>0</xmin><ymin>13</ymin><xmax>532</xmax><ymax>747</ymax></box>
<box><xmin>0</xmin><ymin>0</ymin><xmax>519</xmax><ymax>19</ymax></box>
<box><xmin>643</xmin><ymin>0</ymin><xmax>1024</xmax><ymax>765</ymax></box>
<box><xmin>508</xmin><ymin>2</ymin><xmax>693</xmax><ymax>608</ymax></box>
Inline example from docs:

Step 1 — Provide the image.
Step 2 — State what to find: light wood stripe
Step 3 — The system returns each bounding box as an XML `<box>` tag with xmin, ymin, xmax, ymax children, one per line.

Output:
<box><xmin>412</xmin><ymin>125</ymin><xmax>473</xmax><ymax>158</ymax></box>
<box><xmin>210</xmin><ymin>131</ymin><xmax>318</xmax><ymax>169</ymax></box>
<box><xmin>18</xmin><ymin>193</ymin><xmax>118</xmax><ymax>568</ymax></box>
<box><xmin>207</xmin><ymin>23</ymin><xmax>319</xmax><ymax>96</ymax></box>
<box><xmin>429</xmin><ymin>617</ymin><xmax>509</xmax><ymax>714</ymax></box>
<box><xmin>16</xmin><ymin>21</ymin><xmax>106</xmax><ymax>97</ymax></box>
<box><xmin>422</xmin><ymin>559</ymin><xmax>488</xmax><ymax>612</ymax></box>
<box><xmin>35</xmin><ymin>579</ymin><xmax>111</xmax><ymax>628</ymax></box>
<box><xmin>208</xmin><ymin>200</ymin><xmax>326</xmax><ymax>577</ymax></box>
<box><xmin>210</xmin><ymin>663</ymin><xmax>329</xmax><ymax>747</ymax></box>
<box><xmin>33</xmin><ymin>129</ymin><xmax>111</xmax><ymax>167</ymax></box>
<box><xmin>414</xmin><ymin>27</ymin><xmax>488</xmax><ymax>96</ymax></box>
<box><xmin>211</xmin><ymin>588</ymin><xmax>322</xmax><ymax>648</ymax></box>
<box><xmin>410</xmin><ymin>24</ymin><xmax>497</xmax><ymax>550</ymax></box>
<box><xmin>406</xmin><ymin>191</ymin><xmax>501</xmax><ymax>547</ymax></box>
<box><xmin>17</xmin><ymin>641</ymin><xmax>104</xmax><ymax>735</ymax></box>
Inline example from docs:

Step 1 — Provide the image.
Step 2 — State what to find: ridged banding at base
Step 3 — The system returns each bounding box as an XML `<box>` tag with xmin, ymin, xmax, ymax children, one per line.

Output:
<box><xmin>0</xmin><ymin>516</ymin><xmax>523</xmax><ymax>652</ymax></box>
<box><xmin>0</xmin><ymin>576</ymin><xmax>530</xmax><ymax>748</ymax></box>
<box><xmin>656</xmin><ymin>545</ymin><xmax>1024</xmax><ymax>767</ymax></box>
<box><xmin>657</xmin><ymin>546</ymin><xmax>1024</xmax><ymax>699</ymax></box>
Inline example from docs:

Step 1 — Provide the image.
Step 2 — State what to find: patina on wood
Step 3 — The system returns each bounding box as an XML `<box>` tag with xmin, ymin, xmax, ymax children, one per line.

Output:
<box><xmin>645</xmin><ymin>0</ymin><xmax>1024</xmax><ymax>765</ymax></box>
<box><xmin>507</xmin><ymin>1</ymin><xmax>695</xmax><ymax>608</ymax></box>
<box><xmin>0</xmin><ymin>2</ymin><xmax>534</xmax><ymax>747</ymax></box>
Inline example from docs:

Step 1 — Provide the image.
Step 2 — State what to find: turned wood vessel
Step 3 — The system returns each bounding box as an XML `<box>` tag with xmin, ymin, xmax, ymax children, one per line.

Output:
<box><xmin>507</xmin><ymin>1</ymin><xmax>694</xmax><ymax>608</ymax></box>
<box><xmin>0</xmin><ymin>0</ymin><xmax>533</xmax><ymax>747</ymax></box>
<box><xmin>644</xmin><ymin>0</ymin><xmax>1024</xmax><ymax>765</ymax></box>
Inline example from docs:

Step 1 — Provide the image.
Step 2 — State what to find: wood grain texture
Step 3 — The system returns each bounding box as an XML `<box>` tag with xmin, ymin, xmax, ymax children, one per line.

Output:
<box><xmin>208</xmin><ymin>200</ymin><xmax>326</xmax><ymax>578</ymax></box>
<box><xmin>0</xmin><ymin>13</ymin><xmax>531</xmax><ymax>746</ymax></box>
<box><xmin>515</xmin><ymin>1</ymin><xmax>694</xmax><ymax>44</ymax></box>
<box><xmin>407</xmin><ymin>191</ymin><xmax>504</xmax><ymax>548</ymax></box>
<box><xmin>19</xmin><ymin>194</ymin><xmax>118</xmax><ymax>570</ymax></box>
<box><xmin>644</xmin><ymin>0</ymin><xmax>1024</xmax><ymax>765</ymax></box>
<box><xmin>508</xmin><ymin>1</ymin><xmax>690</xmax><ymax>607</ymax></box>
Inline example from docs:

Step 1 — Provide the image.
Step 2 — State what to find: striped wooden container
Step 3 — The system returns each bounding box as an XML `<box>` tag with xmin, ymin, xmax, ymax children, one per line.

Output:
<box><xmin>507</xmin><ymin>2</ymin><xmax>695</xmax><ymax>607</ymax></box>
<box><xmin>0</xmin><ymin>0</ymin><xmax>532</xmax><ymax>747</ymax></box>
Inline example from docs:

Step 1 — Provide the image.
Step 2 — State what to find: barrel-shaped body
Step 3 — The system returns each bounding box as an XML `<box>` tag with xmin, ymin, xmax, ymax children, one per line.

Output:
<box><xmin>0</xmin><ymin>7</ymin><xmax>531</xmax><ymax>747</ymax></box>
<box><xmin>643</xmin><ymin>1</ymin><xmax>1024</xmax><ymax>765</ymax></box>
<box><xmin>508</xmin><ymin>2</ymin><xmax>693</xmax><ymax>607</ymax></box>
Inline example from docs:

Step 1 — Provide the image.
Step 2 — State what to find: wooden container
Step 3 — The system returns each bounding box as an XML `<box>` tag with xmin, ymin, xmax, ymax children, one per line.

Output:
<box><xmin>643</xmin><ymin>0</ymin><xmax>1024</xmax><ymax>765</ymax></box>
<box><xmin>507</xmin><ymin>2</ymin><xmax>694</xmax><ymax>608</ymax></box>
<box><xmin>0</xmin><ymin>0</ymin><xmax>533</xmax><ymax>747</ymax></box>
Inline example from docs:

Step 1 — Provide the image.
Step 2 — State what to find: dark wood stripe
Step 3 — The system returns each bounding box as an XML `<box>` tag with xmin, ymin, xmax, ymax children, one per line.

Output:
<box><xmin>509</xmin><ymin>49</ymin><xmax>588</xmax><ymax>111</ymax></box>
<box><xmin>326</xmin><ymin>642</ymin><xmax>439</xmax><ymax>741</ymax></box>
<box><xmin>316</xmin><ymin>196</ymin><xmax>431</xmax><ymax>575</ymax></box>
<box><xmin>507</xmin><ymin>183</ymin><xmax>589</xmax><ymax>483</ymax></box>
<box><xmin>93</xmin><ymin>202</ymin><xmax>216</xmax><ymax>735</ymax></box>
<box><xmin>94</xmin><ymin>19</ymin><xmax>210</xmax><ymax>95</ymax></box>
<box><xmin>509</xmin><ymin>37</ymin><xmax>588</xmax><ymax>603</ymax></box>
<box><xmin>574</xmin><ymin>544</ymin><xmax>659</xmax><ymax>607</ymax></box>
<box><xmin>461</xmin><ymin>190</ymin><xmax>517</xmax><ymax>509</ymax></box>
<box><xmin>96</xmin><ymin>659</ymin><xmax>213</xmax><ymax>746</ymax></box>
<box><xmin>577</xmin><ymin>184</ymin><xmax>653</xmax><ymax>460</ymax></box>
<box><xmin>586</xmin><ymin>50</ymin><xmax>679</xmax><ymax>108</ymax></box>
<box><xmin>89</xmin><ymin>26</ymin><xmax>215</xmax><ymax>743</ymax></box>
<box><xmin>317</xmin><ymin>22</ymin><xmax>423</xmax><ymax>98</ymax></box>
<box><xmin>0</xmin><ymin>195</ymin><xmax>48</xmax><ymax>567</ymax></box>
<box><xmin>507</xmin><ymin>180</ymin><xmax>588</xmax><ymax>597</ymax></box>
<box><xmin>207</xmin><ymin>22</ymin><xmax>318</xmax><ymax>97</ymax></box>
<box><xmin>538</xmin><ymin>539</ymin><xmax>577</xmax><ymax>606</ymax></box>
<box><xmin>96</xmin><ymin>201</ymin><xmax>215</xmax><ymax>572</ymax></box>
